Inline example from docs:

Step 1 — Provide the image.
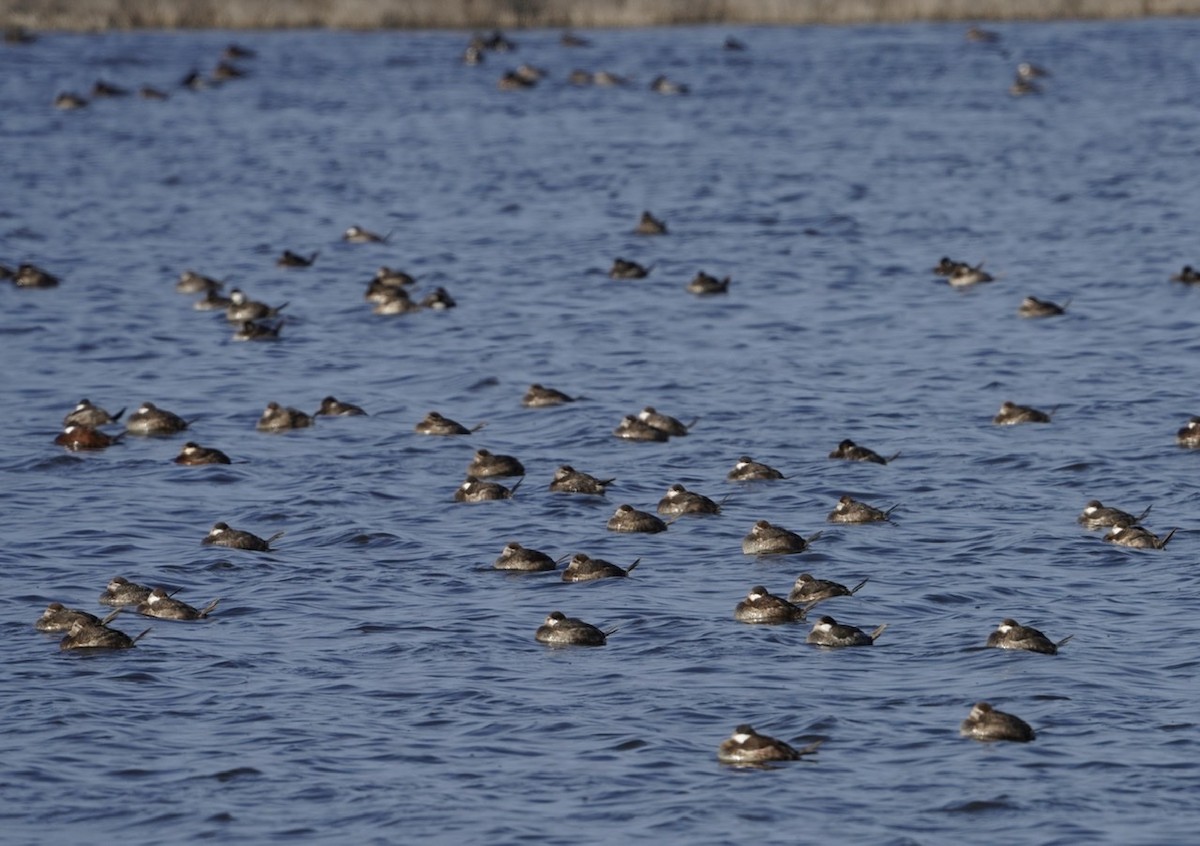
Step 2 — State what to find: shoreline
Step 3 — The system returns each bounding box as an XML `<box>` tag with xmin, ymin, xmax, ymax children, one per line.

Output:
<box><xmin>4</xmin><ymin>0</ymin><xmax>1200</xmax><ymax>31</ymax></box>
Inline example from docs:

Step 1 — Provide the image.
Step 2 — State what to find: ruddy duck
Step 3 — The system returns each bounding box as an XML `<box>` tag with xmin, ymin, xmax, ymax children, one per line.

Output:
<box><xmin>1009</xmin><ymin>77</ymin><xmax>1042</xmax><ymax>97</ymax></box>
<box><xmin>724</xmin><ymin>36</ymin><xmax>747</xmax><ymax>51</ymax></box>
<box><xmin>373</xmin><ymin>288</ymin><xmax>421</xmax><ymax>315</ymax></box>
<box><xmin>35</xmin><ymin>603</ymin><xmax>116</xmax><ymax>633</ymax></box>
<box><xmin>193</xmin><ymin>289</ymin><xmax>232</xmax><ymax>311</ymax></box>
<box><xmin>550</xmin><ymin>465</ymin><xmax>613</xmax><ymax>495</ymax></box>
<box><xmin>607</xmin><ymin>503</ymin><xmax>668</xmax><ymax>533</ymax></box>
<box><xmin>727</xmin><ymin>456</ymin><xmax>785</xmax><ymax>481</ymax></box>
<box><xmin>686</xmin><ymin>271</ymin><xmax>730</xmax><ymax>295</ymax></box>
<box><xmin>1017</xmin><ymin>296</ymin><xmax>1068</xmax><ymax>318</ymax></box>
<box><xmin>613</xmin><ymin>415</ymin><xmax>669</xmax><ymax>442</ymax></box>
<box><xmin>522</xmin><ymin>383</ymin><xmax>576</xmax><ymax>407</ymax></box>
<box><xmin>137</xmin><ymin>587</ymin><xmax>220</xmax><ymax>620</ymax></box>
<box><xmin>233</xmin><ymin>320</ymin><xmax>282</xmax><ymax>341</ymax></box>
<box><xmin>1077</xmin><ymin>500</ymin><xmax>1150</xmax><ymax>530</ymax></box>
<box><xmin>947</xmin><ymin>262</ymin><xmax>994</xmax><ymax>287</ymax></box>
<box><xmin>986</xmin><ymin>618</ymin><xmax>1072</xmax><ymax>655</ymax></box>
<box><xmin>420</xmin><ymin>287</ymin><xmax>457</xmax><ymax>309</ymax></box>
<box><xmin>467</xmin><ymin>448</ymin><xmax>525</xmax><ymax>478</ymax></box>
<box><xmin>561</xmin><ymin>552</ymin><xmax>640</xmax><ymax>582</ymax></box>
<box><xmin>140</xmin><ymin>86</ymin><xmax>169</xmax><ymax>100</ymax></box>
<box><xmin>415</xmin><ymin>411</ymin><xmax>478</xmax><ymax>435</ymax></box>
<box><xmin>514</xmin><ymin>64</ymin><xmax>546</xmax><ymax>84</ymax></box>
<box><xmin>965</xmin><ymin>25</ymin><xmax>1000</xmax><ymax>42</ymax></box>
<box><xmin>569</xmin><ymin>69</ymin><xmax>593</xmax><ymax>86</ymax></box>
<box><xmin>635</xmin><ymin>211</ymin><xmax>668</xmax><ymax>235</ymax></box>
<box><xmin>1171</xmin><ymin>265</ymin><xmax>1200</xmax><ymax>284</ymax></box>
<box><xmin>276</xmin><ymin>249</ymin><xmax>317</xmax><ymax>268</ymax></box>
<box><xmin>375</xmin><ymin>266</ymin><xmax>417</xmax><ymax>287</ymax></box>
<box><xmin>827</xmin><ymin>495</ymin><xmax>897</xmax><ymax>524</ymax></box>
<box><xmin>1176</xmin><ymin>416</ymin><xmax>1200</xmax><ymax>447</ymax></box>
<box><xmin>212</xmin><ymin>61</ymin><xmax>246</xmax><ymax>81</ymax></box>
<box><xmin>561</xmin><ymin>31</ymin><xmax>590</xmax><ymax>47</ymax></box>
<box><xmin>60</xmin><ymin>619</ymin><xmax>149</xmax><ymax>650</ymax></box>
<box><xmin>99</xmin><ymin>576</ymin><xmax>153</xmax><ymax>607</ymax></box>
<box><xmin>788</xmin><ymin>573</ymin><xmax>869</xmax><ymax>605</ymax></box>
<box><xmin>829</xmin><ymin>439</ymin><xmax>896</xmax><ymax>464</ymax></box>
<box><xmin>55</xmin><ymin>425</ymin><xmax>124</xmax><ymax>451</ymax></box>
<box><xmin>1016</xmin><ymin>62</ymin><xmax>1050</xmax><ymax>79</ymax></box>
<box><xmin>315</xmin><ymin>396</ymin><xmax>366</xmax><ymax>416</ymax></box>
<box><xmin>13</xmin><ymin>263</ymin><xmax>59</xmax><ymax>287</ymax></box>
<box><xmin>223</xmin><ymin>43</ymin><xmax>256</xmax><ymax>60</ymax></box>
<box><xmin>345</xmin><ymin>223</ymin><xmax>386</xmax><ymax>242</ymax></box>
<box><xmin>593</xmin><ymin>71</ymin><xmax>628</xmax><ymax>86</ymax></box>
<box><xmin>256</xmin><ymin>402</ymin><xmax>314</xmax><ymax>432</ymax></box>
<box><xmin>1103</xmin><ymin>523</ymin><xmax>1176</xmax><ymax>549</ymax></box>
<box><xmin>535</xmin><ymin>611</ymin><xmax>611</xmax><ymax>646</ymax></box>
<box><xmin>181</xmin><ymin>70</ymin><xmax>206</xmax><ymax>90</ymax></box>
<box><xmin>806</xmin><ymin>615</ymin><xmax>886</xmax><ymax>647</ymax></box>
<box><xmin>125</xmin><ymin>402</ymin><xmax>189</xmax><ymax>435</ymax></box>
<box><xmin>454</xmin><ymin>475</ymin><xmax>520</xmax><ymax>502</ymax></box>
<box><xmin>226</xmin><ymin>288</ymin><xmax>287</xmax><ymax>322</ymax></box>
<box><xmin>717</xmin><ymin>725</ymin><xmax>822</xmax><ymax>765</ymax></box>
<box><xmin>4</xmin><ymin>26</ymin><xmax>36</xmax><ymax>44</ymax></box>
<box><xmin>734</xmin><ymin>586</ymin><xmax>808</xmax><ymax>624</ymax></box>
<box><xmin>64</xmin><ymin>397</ymin><xmax>125</xmax><ymax>427</ymax></box>
<box><xmin>493</xmin><ymin>541</ymin><xmax>557</xmax><ymax>572</ymax></box>
<box><xmin>650</xmin><ymin>75</ymin><xmax>689</xmax><ymax>95</ymax></box>
<box><xmin>202</xmin><ymin>521</ymin><xmax>284</xmax><ymax>551</ymax></box>
<box><xmin>933</xmin><ymin>256</ymin><xmax>966</xmax><ymax>276</ymax></box>
<box><xmin>462</xmin><ymin>44</ymin><xmax>484</xmax><ymax>65</ymax></box>
<box><xmin>657</xmin><ymin>484</ymin><xmax>721</xmax><ymax>516</ymax></box>
<box><xmin>174</xmin><ymin>441</ymin><xmax>232</xmax><ymax>465</ymax></box>
<box><xmin>993</xmin><ymin>401</ymin><xmax>1054</xmax><ymax>425</ymax></box>
<box><xmin>54</xmin><ymin>92</ymin><xmax>88</xmax><ymax>110</ymax></box>
<box><xmin>741</xmin><ymin>520</ymin><xmax>818</xmax><ymax>555</ymax></box>
<box><xmin>960</xmin><ymin>702</ymin><xmax>1035</xmax><ymax>742</ymax></box>
<box><xmin>498</xmin><ymin>70</ymin><xmax>536</xmax><ymax>90</ymax></box>
<box><xmin>609</xmin><ymin>258</ymin><xmax>652</xmax><ymax>279</ymax></box>
<box><xmin>175</xmin><ymin>270</ymin><xmax>223</xmax><ymax>294</ymax></box>
<box><xmin>637</xmin><ymin>406</ymin><xmax>694</xmax><ymax>437</ymax></box>
<box><xmin>90</xmin><ymin>80</ymin><xmax>129</xmax><ymax>98</ymax></box>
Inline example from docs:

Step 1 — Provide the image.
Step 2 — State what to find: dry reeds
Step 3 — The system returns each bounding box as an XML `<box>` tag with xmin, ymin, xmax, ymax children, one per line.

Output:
<box><xmin>3</xmin><ymin>0</ymin><xmax>1199</xmax><ymax>30</ymax></box>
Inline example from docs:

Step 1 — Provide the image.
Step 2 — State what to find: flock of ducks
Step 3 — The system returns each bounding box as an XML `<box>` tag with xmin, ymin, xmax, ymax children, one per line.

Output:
<box><xmin>13</xmin><ymin>21</ymin><xmax>1197</xmax><ymax>768</ymax></box>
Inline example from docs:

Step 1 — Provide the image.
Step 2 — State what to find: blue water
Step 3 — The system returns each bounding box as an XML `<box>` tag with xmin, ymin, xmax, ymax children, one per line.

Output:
<box><xmin>3</xmin><ymin>18</ymin><xmax>1200</xmax><ymax>845</ymax></box>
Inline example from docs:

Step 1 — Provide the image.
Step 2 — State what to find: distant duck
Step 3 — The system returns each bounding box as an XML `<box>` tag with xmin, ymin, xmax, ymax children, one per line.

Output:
<box><xmin>174</xmin><ymin>441</ymin><xmax>231</xmax><ymax>465</ymax></box>
<box><xmin>373</xmin><ymin>288</ymin><xmax>421</xmax><ymax>315</ymax></box>
<box><xmin>650</xmin><ymin>75</ymin><xmax>689</xmax><ymax>95</ymax></box>
<box><xmin>933</xmin><ymin>256</ymin><xmax>967</xmax><ymax>276</ymax></box>
<box><xmin>637</xmin><ymin>406</ymin><xmax>694</xmax><ymax>437</ymax></box>
<box><xmin>724</xmin><ymin>36</ymin><xmax>747</xmax><ymax>51</ymax></box>
<box><xmin>806</xmin><ymin>615</ymin><xmax>886</xmax><ymax>647</ymax></box>
<box><xmin>741</xmin><ymin>520</ymin><xmax>819</xmax><ymax>556</ymax></box>
<box><xmin>1077</xmin><ymin>500</ymin><xmax>1150</xmax><ymax>530</ymax></box>
<box><xmin>13</xmin><ymin>263</ymin><xmax>59</xmax><ymax>288</ymax></box>
<box><xmin>549</xmin><ymin>465</ymin><xmax>614</xmax><ymax>495</ymax></box>
<box><xmin>211</xmin><ymin>61</ymin><xmax>246</xmax><ymax>81</ymax></box>
<box><xmin>202</xmin><ymin>521</ymin><xmax>284</xmax><ymax>551</ymax></box>
<box><xmin>493</xmin><ymin>542</ymin><xmax>557</xmax><ymax>572</ymax></box>
<box><xmin>222</xmin><ymin>43</ymin><xmax>257</xmax><ymax>60</ymax></box>
<box><xmin>63</xmin><ymin>398</ymin><xmax>125</xmax><ymax>427</ymax></box>
<box><xmin>829</xmin><ymin>438</ymin><xmax>896</xmax><ymax>464</ymax></box>
<box><xmin>226</xmin><ymin>288</ymin><xmax>287</xmax><ymax>322</ymax></box>
<box><xmin>827</xmin><ymin>495</ymin><xmax>896</xmax><ymax>524</ymax></box>
<box><xmin>986</xmin><ymin>618</ymin><xmax>1072</xmax><ymax>655</ymax></box>
<box><xmin>1103</xmin><ymin>523</ymin><xmax>1176</xmax><ymax>550</ymax></box>
<box><xmin>947</xmin><ymin>262</ymin><xmax>994</xmax><ymax>286</ymax></box>
<box><xmin>375</xmin><ymin>266</ymin><xmax>417</xmax><ymax>287</ymax></box>
<box><xmin>139</xmin><ymin>86</ymin><xmax>169</xmax><ymax>100</ymax></box>
<box><xmin>560</xmin><ymin>31</ymin><xmax>590</xmax><ymax>47</ymax></box>
<box><xmin>522</xmin><ymin>383</ymin><xmax>577</xmax><ymax>407</ymax></box>
<box><xmin>1176</xmin><ymin>416</ymin><xmax>1200</xmax><ymax>447</ymax></box>
<box><xmin>514</xmin><ymin>64</ymin><xmax>546</xmax><ymax>84</ymax></box>
<box><xmin>415</xmin><ymin>411</ymin><xmax>479</xmax><ymax>435</ymax></box>
<box><xmin>960</xmin><ymin>702</ymin><xmax>1035</xmax><ymax>742</ymax></box>
<box><xmin>54</xmin><ymin>92</ymin><xmax>88</xmax><ymax>110</ymax></box>
<box><xmin>613</xmin><ymin>414</ymin><xmax>670</xmax><ymax>442</ymax></box>
<box><xmin>993</xmin><ymin>401</ymin><xmax>1054</xmax><ymax>425</ymax></box>
<box><xmin>233</xmin><ymin>320</ymin><xmax>282</xmax><ymax>341</ymax></box>
<box><xmin>276</xmin><ymin>249</ymin><xmax>317</xmax><ymax>268</ymax></box>
<box><xmin>467</xmin><ymin>448</ymin><xmax>525</xmax><ymax>478</ymax></box>
<box><xmin>35</xmin><ymin>603</ymin><xmax>117</xmax><ymax>633</ymax></box>
<box><xmin>561</xmin><ymin>552</ymin><xmax>639</xmax><ymax>582</ymax></box>
<box><xmin>59</xmin><ymin>619</ymin><xmax>149</xmax><ymax>650</ymax></box>
<box><xmin>498</xmin><ymin>70</ymin><xmax>536</xmax><ymax>90</ymax></box>
<box><xmin>55</xmin><ymin>425</ymin><xmax>124</xmax><ymax>451</ymax></box>
<box><xmin>420</xmin><ymin>287</ymin><xmax>457</xmax><ymax>309</ymax></box>
<box><xmin>592</xmin><ymin>71</ymin><xmax>628</xmax><ymax>86</ymax></box>
<box><xmin>1016</xmin><ymin>61</ymin><xmax>1050</xmax><ymax>80</ymax></box>
<box><xmin>686</xmin><ymin>271</ymin><xmax>730</xmax><ymax>295</ymax></box>
<box><xmin>634</xmin><ymin>211</ymin><xmax>668</xmax><ymax>235</ymax></box>
<box><xmin>256</xmin><ymin>401</ymin><xmax>314</xmax><ymax>432</ymax></box>
<box><xmin>99</xmin><ymin>576</ymin><xmax>153</xmax><ymax>607</ymax></box>
<box><xmin>717</xmin><ymin>725</ymin><xmax>821</xmax><ymax>766</ymax></box>
<box><xmin>454</xmin><ymin>475</ymin><xmax>520</xmax><ymax>502</ymax></box>
<box><xmin>137</xmin><ymin>587</ymin><xmax>220</xmax><ymax>620</ymax></box>
<box><xmin>1017</xmin><ymin>296</ymin><xmax>1068</xmax><ymax>317</ymax></box>
<box><xmin>181</xmin><ymin>70</ymin><xmax>206</xmax><ymax>90</ymax></box>
<box><xmin>343</xmin><ymin>225</ymin><xmax>387</xmax><ymax>243</ymax></box>
<box><xmin>657</xmin><ymin>483</ymin><xmax>721</xmax><ymax>516</ymax></box>
<box><xmin>606</xmin><ymin>503</ymin><xmax>668</xmax><ymax>533</ymax></box>
<box><xmin>965</xmin><ymin>25</ymin><xmax>1000</xmax><ymax>42</ymax></box>
<box><xmin>90</xmin><ymin>80</ymin><xmax>129</xmax><ymax>97</ymax></box>
<box><xmin>315</xmin><ymin>396</ymin><xmax>366</xmax><ymax>416</ymax></box>
<box><xmin>727</xmin><ymin>456</ymin><xmax>785</xmax><ymax>481</ymax></box>
<box><xmin>535</xmin><ymin>611</ymin><xmax>612</xmax><ymax>646</ymax></box>
<box><xmin>462</xmin><ymin>45</ymin><xmax>484</xmax><ymax>65</ymax></box>
<box><xmin>125</xmin><ymin>402</ymin><xmax>188</xmax><ymax>436</ymax></box>
<box><xmin>1170</xmin><ymin>265</ymin><xmax>1200</xmax><ymax>283</ymax></box>
<box><xmin>788</xmin><ymin>573</ymin><xmax>869</xmax><ymax>605</ymax></box>
<box><xmin>175</xmin><ymin>270</ymin><xmax>223</xmax><ymax>294</ymax></box>
<box><xmin>1009</xmin><ymin>77</ymin><xmax>1042</xmax><ymax>97</ymax></box>
<box><xmin>193</xmin><ymin>289</ymin><xmax>232</xmax><ymax>311</ymax></box>
<box><xmin>734</xmin><ymin>586</ymin><xmax>809</xmax><ymax>624</ymax></box>
<box><xmin>4</xmin><ymin>26</ymin><xmax>36</xmax><ymax>44</ymax></box>
<box><xmin>609</xmin><ymin>258</ymin><xmax>652</xmax><ymax>279</ymax></box>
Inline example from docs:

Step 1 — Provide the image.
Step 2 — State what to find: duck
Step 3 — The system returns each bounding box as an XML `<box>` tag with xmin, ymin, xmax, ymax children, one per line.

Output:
<box><xmin>137</xmin><ymin>587</ymin><xmax>220</xmax><ymax>620</ymax></box>
<box><xmin>634</xmin><ymin>211</ymin><xmax>668</xmax><ymax>235</ymax></box>
<box><xmin>650</xmin><ymin>75</ymin><xmax>689</xmax><ymax>95</ymax></box>
<box><xmin>493</xmin><ymin>542</ymin><xmax>557</xmax><ymax>572</ymax></box>
<box><xmin>993</xmin><ymin>401</ymin><xmax>1054</xmax><ymax>425</ymax></box>
<box><xmin>829</xmin><ymin>439</ymin><xmax>896</xmax><ymax>464</ymax></box>
<box><xmin>561</xmin><ymin>553</ymin><xmax>640</xmax><ymax>582</ymax></box>
<box><xmin>1103</xmin><ymin>523</ymin><xmax>1176</xmax><ymax>549</ymax></box>
<box><xmin>522</xmin><ymin>383</ymin><xmax>577</xmax><ymax>407</ymax></box>
<box><xmin>534</xmin><ymin>611</ymin><xmax>612</xmax><ymax>646</ymax></box>
<box><xmin>609</xmin><ymin>258</ymin><xmax>652</xmax><ymax>279</ymax></box>
<box><xmin>827</xmin><ymin>495</ymin><xmax>897</xmax><ymax>524</ymax></box>
<box><xmin>806</xmin><ymin>615</ymin><xmax>886</xmax><ymax>647</ymax></box>
<box><xmin>415</xmin><ymin>411</ymin><xmax>479</xmax><ymax>435</ymax></box>
<box><xmin>420</xmin><ymin>287</ymin><xmax>457</xmax><ymax>310</ymax></box>
<box><xmin>201</xmin><ymin>522</ymin><xmax>284</xmax><ymax>551</ymax></box>
<box><xmin>498</xmin><ymin>70</ymin><xmax>537</xmax><ymax>90</ymax></box>
<box><xmin>947</xmin><ymin>262</ymin><xmax>994</xmax><ymax>287</ymax></box>
<box><xmin>686</xmin><ymin>271</ymin><xmax>731</xmax><ymax>295</ymax></box>
<box><xmin>788</xmin><ymin>573</ymin><xmax>869</xmax><ymax>605</ymax></box>
<box><xmin>55</xmin><ymin>425</ymin><xmax>125</xmax><ymax>451</ymax></box>
<box><xmin>1017</xmin><ymin>296</ymin><xmax>1068</xmax><ymax>317</ymax></box>
<box><xmin>90</xmin><ymin>80</ymin><xmax>129</xmax><ymax>98</ymax></box>
<box><xmin>467</xmin><ymin>448</ymin><xmax>525</xmax><ymax>478</ymax></box>
<box><xmin>13</xmin><ymin>263</ymin><xmax>60</xmax><ymax>287</ymax></box>
<box><xmin>54</xmin><ymin>92</ymin><xmax>88</xmax><ymax>110</ymax></box>
<box><xmin>140</xmin><ymin>86</ymin><xmax>169</xmax><ymax>100</ymax></box>
<box><xmin>276</xmin><ymin>249</ymin><xmax>318</xmax><ymax>268</ymax></box>
<box><xmin>226</xmin><ymin>288</ymin><xmax>287</xmax><ymax>322</ymax></box>
<box><xmin>315</xmin><ymin>396</ymin><xmax>366</xmax><ymax>416</ymax></box>
<box><xmin>256</xmin><ymin>402</ymin><xmax>314</xmax><ymax>432</ymax></box>
<box><xmin>717</xmin><ymin>725</ymin><xmax>822</xmax><ymax>766</ymax></box>
<box><xmin>741</xmin><ymin>520</ymin><xmax>819</xmax><ymax>555</ymax></box>
<box><xmin>343</xmin><ymin>225</ymin><xmax>388</xmax><ymax>243</ymax></box>
<box><xmin>373</xmin><ymin>288</ymin><xmax>421</xmax><ymax>315</ymax></box>
<box><xmin>1077</xmin><ymin>500</ymin><xmax>1150</xmax><ymax>530</ymax></box>
<box><xmin>233</xmin><ymin>320</ymin><xmax>282</xmax><ymax>341</ymax></box>
<box><xmin>35</xmin><ymin>603</ymin><xmax>117</xmax><ymax>633</ymax></box>
<box><xmin>734</xmin><ymin>586</ymin><xmax>809</xmax><ymax>624</ymax></box>
<box><xmin>192</xmin><ymin>289</ymin><xmax>233</xmax><ymax>311</ymax></box>
<box><xmin>657</xmin><ymin>483</ymin><xmax>721</xmax><ymax>516</ymax></box>
<box><xmin>606</xmin><ymin>504</ymin><xmax>668</xmax><ymax>534</ymax></box>
<box><xmin>965</xmin><ymin>25</ymin><xmax>1000</xmax><ymax>42</ymax></box>
<box><xmin>1170</xmin><ymin>265</ymin><xmax>1200</xmax><ymax>283</ymax></box>
<box><xmin>125</xmin><ymin>402</ymin><xmax>189</xmax><ymax>436</ymax></box>
<box><xmin>174</xmin><ymin>442</ymin><xmax>232</xmax><ymax>465</ymax></box>
<box><xmin>99</xmin><ymin>576</ymin><xmax>154</xmax><ymax>607</ymax></box>
<box><xmin>727</xmin><ymin>456</ymin><xmax>785</xmax><ymax>481</ymax></box>
<box><xmin>60</xmin><ymin>619</ymin><xmax>149</xmax><ymax>650</ymax></box>
<box><xmin>1176</xmin><ymin>416</ymin><xmax>1200</xmax><ymax>447</ymax></box>
<box><xmin>454</xmin><ymin>475</ymin><xmax>520</xmax><ymax>502</ymax></box>
<box><xmin>960</xmin><ymin>702</ymin><xmax>1035</xmax><ymax>742</ymax></box>
<box><xmin>175</xmin><ymin>270</ymin><xmax>223</xmax><ymax>294</ymax></box>
<box><xmin>613</xmin><ymin>415</ymin><xmax>669</xmax><ymax>442</ymax></box>
<box><xmin>549</xmin><ymin>465</ymin><xmax>614</xmax><ymax>495</ymax></box>
<box><xmin>986</xmin><ymin>619</ymin><xmax>1072</xmax><ymax>655</ymax></box>
<box><xmin>637</xmin><ymin>406</ymin><xmax>694</xmax><ymax>437</ymax></box>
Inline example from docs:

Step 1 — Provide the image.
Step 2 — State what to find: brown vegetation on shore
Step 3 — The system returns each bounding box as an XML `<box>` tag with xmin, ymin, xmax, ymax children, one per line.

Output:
<box><xmin>2</xmin><ymin>0</ymin><xmax>1199</xmax><ymax>30</ymax></box>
